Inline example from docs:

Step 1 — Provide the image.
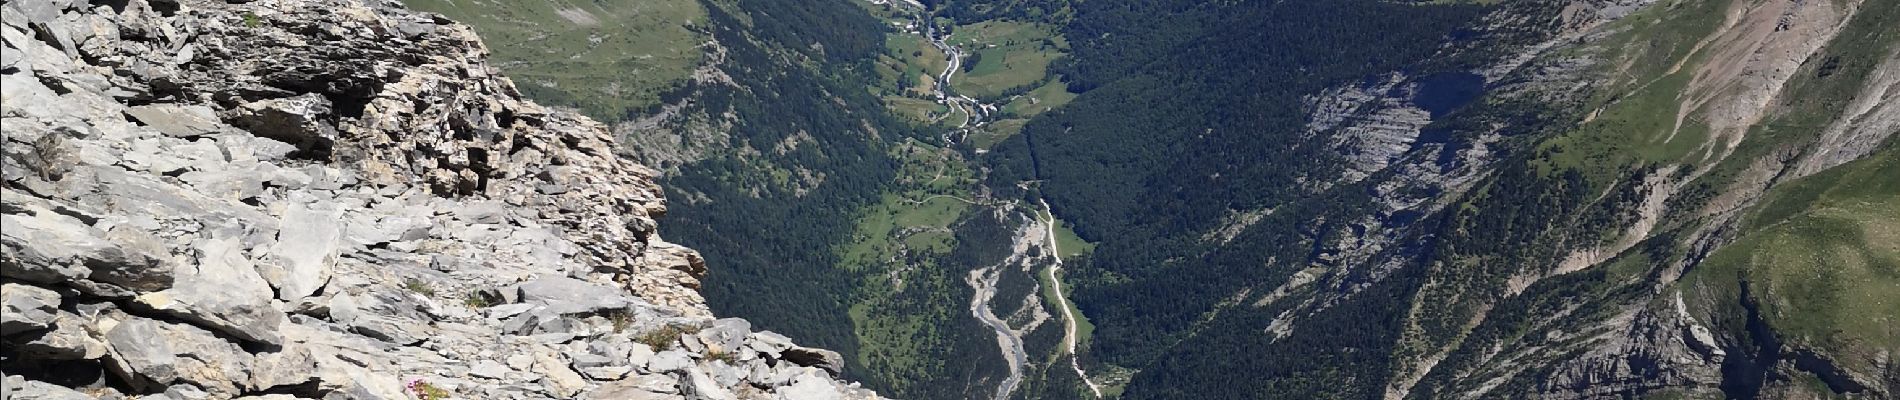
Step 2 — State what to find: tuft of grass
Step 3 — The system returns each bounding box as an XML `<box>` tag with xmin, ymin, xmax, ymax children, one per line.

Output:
<box><xmin>462</xmin><ymin>291</ymin><xmax>496</xmax><ymax>308</ymax></box>
<box><xmin>1682</xmin><ymin>147</ymin><xmax>1900</xmax><ymax>372</ymax></box>
<box><xmin>242</xmin><ymin>12</ymin><xmax>261</xmax><ymax>28</ymax></box>
<box><xmin>606</xmin><ymin>310</ymin><xmax>634</xmax><ymax>333</ymax></box>
<box><xmin>707</xmin><ymin>349</ymin><xmax>738</xmax><ymax>364</ymax></box>
<box><xmin>635</xmin><ymin>324</ymin><xmax>697</xmax><ymax>350</ymax></box>
<box><xmin>402</xmin><ymin>278</ymin><xmax>435</xmax><ymax>297</ymax></box>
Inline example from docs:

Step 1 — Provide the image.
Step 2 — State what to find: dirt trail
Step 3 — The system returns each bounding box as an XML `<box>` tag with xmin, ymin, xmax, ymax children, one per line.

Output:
<box><xmin>1039</xmin><ymin>199</ymin><xmax>1105</xmax><ymax>398</ymax></box>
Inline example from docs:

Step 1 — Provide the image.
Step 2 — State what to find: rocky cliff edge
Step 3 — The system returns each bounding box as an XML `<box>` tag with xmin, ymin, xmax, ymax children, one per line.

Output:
<box><xmin>0</xmin><ymin>0</ymin><xmax>879</xmax><ymax>398</ymax></box>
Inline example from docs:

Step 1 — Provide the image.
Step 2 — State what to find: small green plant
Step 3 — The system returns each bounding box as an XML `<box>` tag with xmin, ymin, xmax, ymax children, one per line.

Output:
<box><xmin>242</xmin><ymin>12</ymin><xmax>261</xmax><ymax>28</ymax></box>
<box><xmin>606</xmin><ymin>310</ymin><xmax>633</xmax><ymax>333</ymax></box>
<box><xmin>462</xmin><ymin>291</ymin><xmax>495</xmax><ymax>308</ymax></box>
<box><xmin>707</xmin><ymin>349</ymin><xmax>738</xmax><ymax>364</ymax></box>
<box><xmin>405</xmin><ymin>378</ymin><xmax>450</xmax><ymax>400</ymax></box>
<box><xmin>634</xmin><ymin>324</ymin><xmax>697</xmax><ymax>350</ymax></box>
<box><xmin>402</xmin><ymin>278</ymin><xmax>434</xmax><ymax>297</ymax></box>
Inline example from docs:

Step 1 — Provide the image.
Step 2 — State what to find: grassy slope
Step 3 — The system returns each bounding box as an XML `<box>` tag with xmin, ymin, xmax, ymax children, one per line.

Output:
<box><xmin>947</xmin><ymin>20</ymin><xmax>1068</xmax><ymax>99</ymax></box>
<box><xmin>1674</xmin><ymin>0</ymin><xmax>1900</xmax><ymax>379</ymax></box>
<box><xmin>1529</xmin><ymin>0</ymin><xmax>1730</xmax><ymax>182</ymax></box>
<box><xmin>1413</xmin><ymin>0</ymin><xmax>1900</xmax><ymax>396</ymax></box>
<box><xmin>404</xmin><ymin>0</ymin><xmax>705</xmax><ymax>120</ymax></box>
<box><xmin>1683</xmin><ymin>144</ymin><xmax>1899</xmax><ymax>374</ymax></box>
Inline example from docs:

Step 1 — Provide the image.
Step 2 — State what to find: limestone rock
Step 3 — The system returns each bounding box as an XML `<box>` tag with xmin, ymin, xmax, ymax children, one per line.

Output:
<box><xmin>469</xmin><ymin>360</ymin><xmax>512</xmax><ymax>380</ymax></box>
<box><xmin>0</xmin><ymin>0</ymin><xmax>880</xmax><ymax>397</ymax></box>
<box><xmin>780</xmin><ymin>347</ymin><xmax>846</xmax><ymax>377</ymax></box>
<box><xmin>696</xmin><ymin>318</ymin><xmax>750</xmax><ymax>355</ymax></box>
<box><xmin>647</xmin><ymin>350</ymin><xmax>693</xmax><ymax>373</ymax></box>
<box><xmin>515</xmin><ymin>276</ymin><xmax>636</xmax><ymax>315</ymax></box>
<box><xmin>2</xmin><ymin>376</ymin><xmax>94</xmax><ymax>400</ymax></box>
<box><xmin>12</xmin><ymin>311</ymin><xmax>108</xmax><ymax>360</ymax></box>
<box><xmin>532</xmin><ymin>350</ymin><xmax>588</xmax><ymax>398</ymax></box>
<box><xmin>682</xmin><ymin>367</ymin><xmax>738</xmax><ymax>400</ymax></box>
<box><xmin>103</xmin><ymin>317</ymin><xmax>252</xmax><ymax>397</ymax></box>
<box><xmin>1</xmin><ymin>283</ymin><xmax>62</xmax><ymax>335</ymax></box>
<box><xmin>226</xmin><ymin>94</ymin><xmax>337</xmax><ymax>156</ymax></box>
<box><xmin>136</xmin><ymin>238</ymin><xmax>286</xmax><ymax>346</ymax></box>
<box><xmin>262</xmin><ymin>199</ymin><xmax>342</xmax><ymax>301</ymax></box>
<box><xmin>0</xmin><ymin>211</ymin><xmax>172</xmax><ymax>293</ymax></box>
<box><xmin>583</xmin><ymin>379</ymin><xmax>685</xmax><ymax>400</ymax></box>
<box><xmin>124</xmin><ymin>104</ymin><xmax>224</xmax><ymax>138</ymax></box>
<box><xmin>778</xmin><ymin>373</ymin><xmax>847</xmax><ymax>400</ymax></box>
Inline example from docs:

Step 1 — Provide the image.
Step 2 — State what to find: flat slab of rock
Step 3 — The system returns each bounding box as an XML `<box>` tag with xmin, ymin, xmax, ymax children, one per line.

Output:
<box><xmin>779</xmin><ymin>373</ymin><xmax>847</xmax><ymax>400</ymax></box>
<box><xmin>1</xmin><ymin>283</ymin><xmax>63</xmax><ymax>335</ymax></box>
<box><xmin>136</xmin><ymin>238</ymin><xmax>287</xmax><ymax>345</ymax></box>
<box><xmin>2</xmin><ymin>376</ymin><xmax>94</xmax><ymax>400</ymax></box>
<box><xmin>228</xmin><ymin>93</ymin><xmax>337</xmax><ymax>148</ymax></box>
<box><xmin>695</xmin><ymin>318</ymin><xmax>750</xmax><ymax>354</ymax></box>
<box><xmin>124</xmin><ymin>104</ymin><xmax>224</xmax><ymax>137</ymax></box>
<box><xmin>515</xmin><ymin>277</ymin><xmax>634</xmax><ymax>315</ymax></box>
<box><xmin>1</xmin><ymin>211</ymin><xmax>172</xmax><ymax>293</ymax></box>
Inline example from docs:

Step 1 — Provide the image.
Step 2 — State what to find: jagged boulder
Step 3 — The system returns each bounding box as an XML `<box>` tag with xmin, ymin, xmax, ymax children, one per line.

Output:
<box><xmin>1</xmin><ymin>210</ymin><xmax>172</xmax><ymax>294</ymax></box>
<box><xmin>226</xmin><ymin>93</ymin><xmax>338</xmax><ymax>157</ymax></box>
<box><xmin>780</xmin><ymin>347</ymin><xmax>848</xmax><ymax>376</ymax></box>
<box><xmin>1</xmin><ymin>283</ymin><xmax>61</xmax><ymax>335</ymax></box>
<box><xmin>103</xmin><ymin>316</ymin><xmax>254</xmax><ymax>397</ymax></box>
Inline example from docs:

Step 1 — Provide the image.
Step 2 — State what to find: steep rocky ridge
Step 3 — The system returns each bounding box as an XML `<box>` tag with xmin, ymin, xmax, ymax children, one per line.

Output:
<box><xmin>0</xmin><ymin>0</ymin><xmax>880</xmax><ymax>398</ymax></box>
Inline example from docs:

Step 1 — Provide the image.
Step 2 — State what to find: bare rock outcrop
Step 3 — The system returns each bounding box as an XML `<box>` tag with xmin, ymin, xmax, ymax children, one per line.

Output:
<box><xmin>0</xmin><ymin>0</ymin><xmax>880</xmax><ymax>398</ymax></box>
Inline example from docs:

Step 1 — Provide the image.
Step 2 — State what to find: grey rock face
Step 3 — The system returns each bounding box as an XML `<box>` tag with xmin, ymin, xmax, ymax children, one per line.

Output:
<box><xmin>104</xmin><ymin>317</ymin><xmax>253</xmax><ymax>396</ymax></box>
<box><xmin>696</xmin><ymin>318</ymin><xmax>750</xmax><ymax>355</ymax></box>
<box><xmin>584</xmin><ymin>379</ymin><xmax>686</xmax><ymax>400</ymax></box>
<box><xmin>779</xmin><ymin>373</ymin><xmax>847</xmax><ymax>400</ymax></box>
<box><xmin>682</xmin><ymin>367</ymin><xmax>738</xmax><ymax>400</ymax></box>
<box><xmin>12</xmin><ymin>312</ymin><xmax>108</xmax><ymax>360</ymax></box>
<box><xmin>226</xmin><ymin>94</ymin><xmax>338</xmax><ymax>156</ymax></box>
<box><xmin>648</xmin><ymin>350</ymin><xmax>695</xmax><ymax>373</ymax></box>
<box><xmin>1</xmin><ymin>283</ymin><xmax>62</xmax><ymax>335</ymax></box>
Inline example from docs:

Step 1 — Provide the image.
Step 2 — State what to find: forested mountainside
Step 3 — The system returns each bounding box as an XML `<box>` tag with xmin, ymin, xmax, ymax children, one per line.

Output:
<box><xmin>411</xmin><ymin>0</ymin><xmax>1899</xmax><ymax>398</ymax></box>
<box><xmin>997</xmin><ymin>0</ymin><xmax>1899</xmax><ymax>397</ymax></box>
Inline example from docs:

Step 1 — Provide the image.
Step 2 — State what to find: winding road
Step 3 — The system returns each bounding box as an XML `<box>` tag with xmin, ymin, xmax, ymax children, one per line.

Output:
<box><xmin>889</xmin><ymin>3</ymin><xmax>1100</xmax><ymax>398</ymax></box>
